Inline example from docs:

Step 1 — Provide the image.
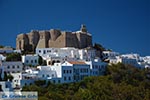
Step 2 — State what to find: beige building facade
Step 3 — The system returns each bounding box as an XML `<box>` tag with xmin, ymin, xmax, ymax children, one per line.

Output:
<box><xmin>16</xmin><ymin>25</ymin><xmax>92</xmax><ymax>51</ymax></box>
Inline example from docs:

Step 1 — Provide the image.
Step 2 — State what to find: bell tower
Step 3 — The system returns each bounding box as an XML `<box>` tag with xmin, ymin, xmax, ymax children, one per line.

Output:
<box><xmin>80</xmin><ymin>24</ymin><xmax>87</xmax><ymax>32</ymax></box>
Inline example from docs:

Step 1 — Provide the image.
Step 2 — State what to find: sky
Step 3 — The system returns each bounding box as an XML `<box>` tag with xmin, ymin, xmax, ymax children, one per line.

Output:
<box><xmin>0</xmin><ymin>0</ymin><xmax>149</xmax><ymax>56</ymax></box>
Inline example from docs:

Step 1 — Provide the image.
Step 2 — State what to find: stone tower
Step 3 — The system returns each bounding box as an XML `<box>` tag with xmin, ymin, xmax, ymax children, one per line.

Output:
<box><xmin>16</xmin><ymin>25</ymin><xmax>92</xmax><ymax>52</ymax></box>
<box><xmin>28</xmin><ymin>30</ymin><xmax>39</xmax><ymax>50</ymax></box>
<box><xmin>36</xmin><ymin>31</ymin><xmax>50</xmax><ymax>48</ymax></box>
<box><xmin>80</xmin><ymin>24</ymin><xmax>87</xmax><ymax>32</ymax></box>
<box><xmin>16</xmin><ymin>34</ymin><xmax>29</xmax><ymax>51</ymax></box>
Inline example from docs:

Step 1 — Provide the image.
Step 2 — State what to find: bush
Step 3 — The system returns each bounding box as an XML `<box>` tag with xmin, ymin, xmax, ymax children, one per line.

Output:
<box><xmin>6</xmin><ymin>53</ymin><xmax>21</xmax><ymax>61</ymax></box>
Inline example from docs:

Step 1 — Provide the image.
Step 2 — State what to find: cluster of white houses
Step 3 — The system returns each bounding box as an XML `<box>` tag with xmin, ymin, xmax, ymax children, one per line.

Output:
<box><xmin>0</xmin><ymin>46</ymin><xmax>150</xmax><ymax>92</ymax></box>
<box><xmin>103</xmin><ymin>51</ymin><xmax>150</xmax><ymax>69</ymax></box>
<box><xmin>0</xmin><ymin>47</ymin><xmax>107</xmax><ymax>92</ymax></box>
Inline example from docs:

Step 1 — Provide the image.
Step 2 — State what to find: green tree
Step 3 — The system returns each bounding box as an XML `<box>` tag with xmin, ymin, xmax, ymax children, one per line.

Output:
<box><xmin>93</xmin><ymin>43</ymin><xmax>105</xmax><ymax>51</ymax></box>
<box><xmin>3</xmin><ymin>72</ymin><xmax>13</xmax><ymax>82</ymax></box>
<box><xmin>22</xmin><ymin>63</ymin><xmax>150</xmax><ymax>100</ymax></box>
<box><xmin>7</xmin><ymin>74</ymin><xmax>14</xmax><ymax>82</ymax></box>
<box><xmin>6</xmin><ymin>53</ymin><xmax>21</xmax><ymax>61</ymax></box>
<box><xmin>34</xmin><ymin>80</ymin><xmax>46</xmax><ymax>86</ymax></box>
<box><xmin>3</xmin><ymin>71</ymin><xmax>8</xmax><ymax>81</ymax></box>
<box><xmin>38</xmin><ymin>55</ymin><xmax>43</xmax><ymax>65</ymax></box>
<box><xmin>0</xmin><ymin>45</ymin><xmax>4</xmax><ymax>48</ymax></box>
<box><xmin>38</xmin><ymin>55</ymin><xmax>47</xmax><ymax>65</ymax></box>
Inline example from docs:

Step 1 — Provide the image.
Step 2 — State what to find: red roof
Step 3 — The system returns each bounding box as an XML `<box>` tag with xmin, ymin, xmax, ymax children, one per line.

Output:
<box><xmin>68</xmin><ymin>61</ymin><xmax>86</xmax><ymax>65</ymax></box>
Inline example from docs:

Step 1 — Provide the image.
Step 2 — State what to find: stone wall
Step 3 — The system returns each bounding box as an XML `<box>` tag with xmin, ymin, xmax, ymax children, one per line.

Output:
<box><xmin>16</xmin><ymin>25</ymin><xmax>92</xmax><ymax>51</ymax></box>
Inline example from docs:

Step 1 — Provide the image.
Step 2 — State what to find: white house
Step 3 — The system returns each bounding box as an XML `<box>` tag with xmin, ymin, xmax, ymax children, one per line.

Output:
<box><xmin>78</xmin><ymin>47</ymin><xmax>96</xmax><ymax>61</ymax></box>
<box><xmin>141</xmin><ymin>56</ymin><xmax>150</xmax><ymax>64</ymax></box>
<box><xmin>0</xmin><ymin>81</ymin><xmax>13</xmax><ymax>92</ymax></box>
<box><xmin>109</xmin><ymin>56</ymin><xmax>122</xmax><ymax>64</ymax></box>
<box><xmin>2</xmin><ymin>61</ymin><xmax>23</xmax><ymax>73</ymax></box>
<box><xmin>0</xmin><ymin>46</ymin><xmax>14</xmax><ymax>54</ymax></box>
<box><xmin>108</xmin><ymin>55</ymin><xmax>143</xmax><ymax>69</ymax></box>
<box><xmin>11</xmin><ymin>73</ymin><xmax>22</xmax><ymax>88</ymax></box>
<box><xmin>85</xmin><ymin>58</ymin><xmax>107</xmax><ymax>76</ymax></box>
<box><xmin>0</xmin><ymin>54</ymin><xmax>6</xmax><ymax>61</ymax></box>
<box><xmin>21</xmin><ymin>68</ymin><xmax>39</xmax><ymax>87</ymax></box>
<box><xmin>51</xmin><ymin>62</ymin><xmax>74</xmax><ymax>83</ymax></box>
<box><xmin>36</xmin><ymin>47</ymin><xmax>79</xmax><ymax>59</ymax></box>
<box><xmin>22</xmin><ymin>54</ymin><xmax>39</xmax><ymax>66</ymax></box>
<box><xmin>102</xmin><ymin>51</ymin><xmax>120</xmax><ymax>59</ymax></box>
<box><xmin>69</xmin><ymin>61</ymin><xmax>90</xmax><ymax>82</ymax></box>
<box><xmin>50</xmin><ymin>61</ymin><xmax>90</xmax><ymax>83</ymax></box>
<box><xmin>37</xmin><ymin>66</ymin><xmax>57</xmax><ymax>80</ymax></box>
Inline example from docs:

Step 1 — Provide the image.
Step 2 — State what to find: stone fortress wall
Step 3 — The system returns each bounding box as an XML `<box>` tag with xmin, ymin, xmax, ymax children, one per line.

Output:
<box><xmin>16</xmin><ymin>25</ymin><xmax>92</xmax><ymax>51</ymax></box>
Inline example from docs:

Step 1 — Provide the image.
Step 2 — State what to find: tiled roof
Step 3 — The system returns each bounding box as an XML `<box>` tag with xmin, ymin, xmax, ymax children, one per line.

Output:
<box><xmin>68</xmin><ymin>61</ymin><xmax>86</xmax><ymax>65</ymax></box>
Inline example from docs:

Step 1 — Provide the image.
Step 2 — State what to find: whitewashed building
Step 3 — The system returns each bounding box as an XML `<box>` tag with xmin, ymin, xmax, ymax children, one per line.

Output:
<box><xmin>51</xmin><ymin>61</ymin><xmax>90</xmax><ymax>83</ymax></box>
<box><xmin>36</xmin><ymin>47</ymin><xmax>79</xmax><ymax>59</ymax></box>
<box><xmin>36</xmin><ymin>47</ymin><xmax>98</xmax><ymax>66</ymax></box>
<box><xmin>0</xmin><ymin>46</ymin><xmax>14</xmax><ymax>54</ymax></box>
<box><xmin>85</xmin><ymin>58</ymin><xmax>107</xmax><ymax>76</ymax></box>
<box><xmin>0</xmin><ymin>81</ymin><xmax>13</xmax><ymax>92</ymax></box>
<box><xmin>0</xmin><ymin>54</ymin><xmax>6</xmax><ymax>61</ymax></box>
<box><xmin>102</xmin><ymin>51</ymin><xmax>120</xmax><ymax>59</ymax></box>
<box><xmin>22</xmin><ymin>54</ymin><xmax>39</xmax><ymax>66</ymax></box>
<box><xmin>78</xmin><ymin>47</ymin><xmax>96</xmax><ymax>61</ymax></box>
<box><xmin>2</xmin><ymin>61</ymin><xmax>23</xmax><ymax>73</ymax></box>
<box><xmin>20</xmin><ymin>59</ymin><xmax>107</xmax><ymax>85</ymax></box>
<box><xmin>141</xmin><ymin>56</ymin><xmax>150</xmax><ymax>64</ymax></box>
<box><xmin>37</xmin><ymin>66</ymin><xmax>57</xmax><ymax>80</ymax></box>
<box><xmin>108</xmin><ymin>54</ymin><xmax>143</xmax><ymax>69</ymax></box>
<box><xmin>50</xmin><ymin>62</ymin><xmax>73</xmax><ymax>83</ymax></box>
<box><xmin>69</xmin><ymin>61</ymin><xmax>90</xmax><ymax>82</ymax></box>
<box><xmin>11</xmin><ymin>73</ymin><xmax>22</xmax><ymax>88</ymax></box>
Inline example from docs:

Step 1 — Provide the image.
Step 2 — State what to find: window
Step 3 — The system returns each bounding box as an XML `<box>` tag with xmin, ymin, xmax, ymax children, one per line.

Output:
<box><xmin>47</xmin><ymin>50</ymin><xmax>51</xmax><ymax>52</ymax></box>
<box><xmin>95</xmin><ymin>65</ymin><xmax>98</xmax><ymax>69</ymax></box>
<box><xmin>87</xmin><ymin>69</ymin><xmax>88</xmax><ymax>73</ymax></box>
<box><xmin>52</xmin><ymin>74</ymin><xmax>54</xmax><ymax>77</ymax></box>
<box><xmin>35</xmin><ymin>60</ymin><xmax>37</xmax><ymax>63</ymax></box>
<box><xmin>58</xmin><ymin>80</ymin><xmax>60</xmax><ymax>83</ymax></box>
<box><xmin>53</xmin><ymin>80</ymin><xmax>55</xmax><ymax>83</ymax></box>
<box><xmin>12</xmin><ymin>66</ymin><xmax>15</xmax><ymax>69</ymax></box>
<box><xmin>42</xmin><ymin>74</ymin><xmax>45</xmax><ymax>77</ymax></box>
<box><xmin>26</xmin><ymin>60</ymin><xmax>28</xmax><ymax>63</ymax></box>
<box><xmin>93</xmin><ymin>65</ymin><xmax>95</xmax><ymax>69</ymax></box>
<box><xmin>43</xmin><ymin>50</ymin><xmax>46</xmax><ymax>54</ymax></box>
<box><xmin>17</xmin><ymin>66</ymin><xmax>19</xmax><ymax>68</ymax></box>
<box><xmin>39</xmin><ymin>50</ymin><xmax>41</xmax><ymax>53</ymax></box>
<box><xmin>31</xmin><ymin>60</ymin><xmax>33</xmax><ymax>63</ymax></box>
<box><xmin>63</xmin><ymin>70</ymin><xmax>65</xmax><ymax>74</ymax></box>
<box><xmin>6</xmin><ymin>84</ymin><xmax>8</xmax><ymax>88</ymax></box>
<box><xmin>64</xmin><ymin>76</ymin><xmax>66</xmax><ymax>81</ymax></box>
<box><xmin>74</xmin><ymin>76</ymin><xmax>76</xmax><ymax>80</ymax></box>
<box><xmin>7</xmin><ymin>66</ymin><xmax>10</xmax><ymax>69</ymax></box>
<box><xmin>70</xmin><ymin>70</ymin><xmax>72</xmax><ymax>73</ymax></box>
<box><xmin>68</xmin><ymin>77</ymin><xmax>71</xmax><ymax>81</ymax></box>
<box><xmin>47</xmin><ymin>75</ymin><xmax>49</xmax><ymax>77</ymax></box>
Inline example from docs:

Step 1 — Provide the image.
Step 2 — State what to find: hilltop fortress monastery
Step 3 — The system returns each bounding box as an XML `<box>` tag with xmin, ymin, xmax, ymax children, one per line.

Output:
<box><xmin>16</xmin><ymin>25</ymin><xmax>92</xmax><ymax>51</ymax></box>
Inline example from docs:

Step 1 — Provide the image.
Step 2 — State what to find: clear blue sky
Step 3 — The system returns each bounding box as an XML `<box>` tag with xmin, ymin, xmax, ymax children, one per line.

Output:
<box><xmin>0</xmin><ymin>0</ymin><xmax>149</xmax><ymax>56</ymax></box>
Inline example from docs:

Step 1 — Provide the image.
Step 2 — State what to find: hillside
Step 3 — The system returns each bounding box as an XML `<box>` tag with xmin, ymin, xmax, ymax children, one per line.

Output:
<box><xmin>22</xmin><ymin>63</ymin><xmax>150</xmax><ymax>100</ymax></box>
